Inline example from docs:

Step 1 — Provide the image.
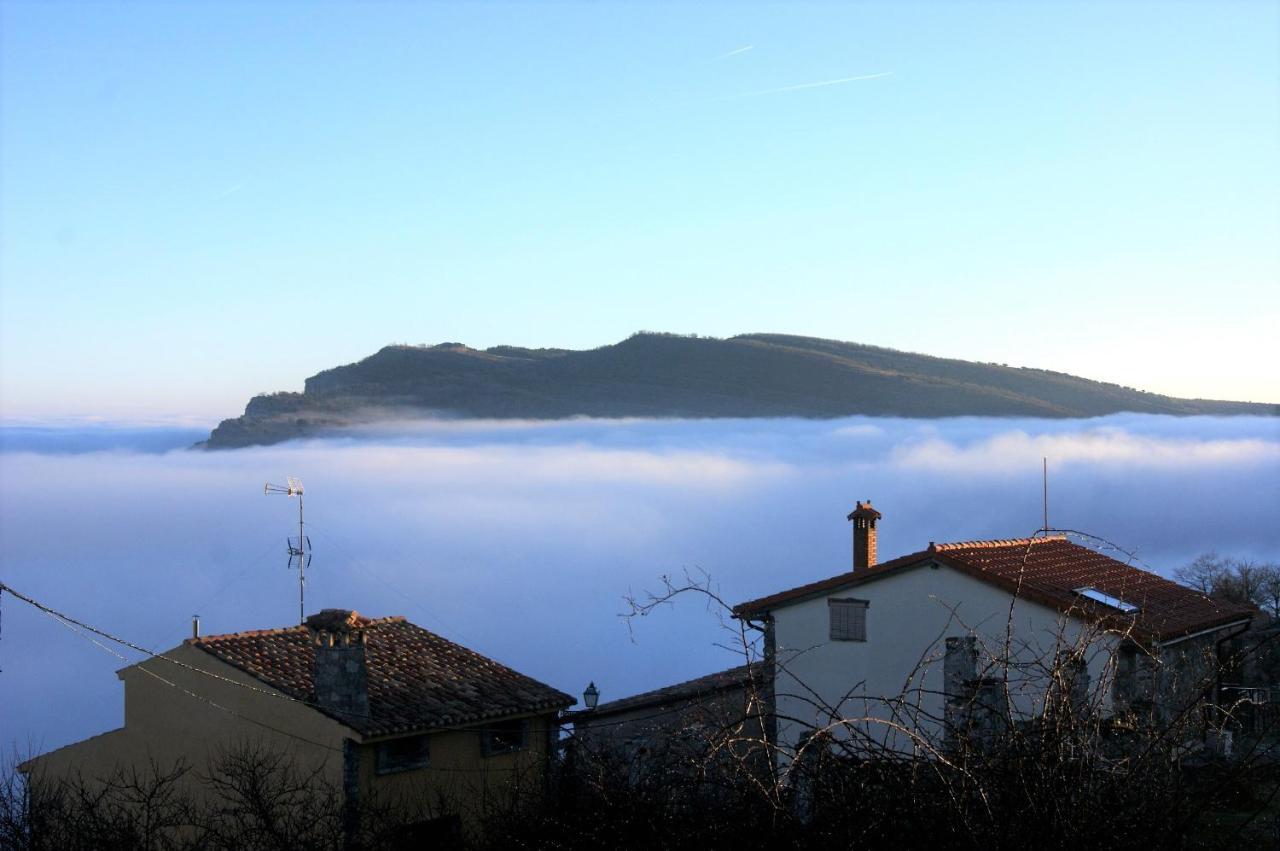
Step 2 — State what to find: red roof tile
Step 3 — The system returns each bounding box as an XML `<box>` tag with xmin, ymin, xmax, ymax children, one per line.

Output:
<box><xmin>189</xmin><ymin>614</ymin><xmax>573</xmax><ymax>737</ymax></box>
<box><xmin>733</xmin><ymin>536</ymin><xmax>1255</xmax><ymax>642</ymax></box>
<box><xmin>586</xmin><ymin>663</ymin><xmax>764</xmax><ymax>718</ymax></box>
<box><xmin>733</xmin><ymin>547</ymin><xmax>935</xmax><ymax>617</ymax></box>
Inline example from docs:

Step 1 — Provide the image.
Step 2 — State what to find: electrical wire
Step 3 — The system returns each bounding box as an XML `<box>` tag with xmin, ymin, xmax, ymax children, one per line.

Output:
<box><xmin>0</xmin><ymin>579</ymin><xmax>334</xmax><ymax>709</ymax></box>
<box><xmin>2</xmin><ymin>578</ymin><xmax>768</xmax><ymax>742</ymax></box>
<box><xmin>303</xmin><ymin>522</ymin><xmax>488</xmax><ymax>652</ymax></box>
<box><xmin>38</xmin><ymin>600</ymin><xmax>344</xmax><ymax>753</ymax></box>
<box><xmin>1047</xmin><ymin>527</ymin><xmax>1158</xmax><ymax>572</ymax></box>
<box><xmin>7</xmin><ymin>574</ymin><xmax>562</xmax><ymax>730</ymax></box>
<box><xmin>143</xmin><ymin>538</ymin><xmax>284</xmax><ymax>652</ymax></box>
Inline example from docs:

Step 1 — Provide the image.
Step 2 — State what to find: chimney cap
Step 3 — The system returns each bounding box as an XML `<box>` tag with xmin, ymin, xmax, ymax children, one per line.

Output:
<box><xmin>847</xmin><ymin>500</ymin><xmax>882</xmax><ymax>521</ymax></box>
<box><xmin>305</xmin><ymin>609</ymin><xmax>363</xmax><ymax>633</ymax></box>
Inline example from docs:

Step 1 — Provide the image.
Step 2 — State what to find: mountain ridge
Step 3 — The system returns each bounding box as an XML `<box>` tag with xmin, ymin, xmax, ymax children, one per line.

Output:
<box><xmin>200</xmin><ymin>333</ymin><xmax>1275</xmax><ymax>448</ymax></box>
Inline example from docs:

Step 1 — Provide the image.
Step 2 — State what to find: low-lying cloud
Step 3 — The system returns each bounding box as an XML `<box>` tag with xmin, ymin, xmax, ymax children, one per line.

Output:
<box><xmin>1</xmin><ymin>413</ymin><xmax>1276</xmax><ymax>755</ymax></box>
<box><xmin>892</xmin><ymin>427</ymin><xmax>1280</xmax><ymax>472</ymax></box>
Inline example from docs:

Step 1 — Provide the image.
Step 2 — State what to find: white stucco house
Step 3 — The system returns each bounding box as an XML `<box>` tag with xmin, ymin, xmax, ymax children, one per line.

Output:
<box><xmin>731</xmin><ymin>502</ymin><xmax>1256</xmax><ymax>762</ymax></box>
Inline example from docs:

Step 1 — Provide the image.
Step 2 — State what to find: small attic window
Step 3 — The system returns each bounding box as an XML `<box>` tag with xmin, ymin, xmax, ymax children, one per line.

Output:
<box><xmin>829</xmin><ymin>598</ymin><xmax>869</xmax><ymax>641</ymax></box>
<box><xmin>1074</xmin><ymin>587</ymin><xmax>1139</xmax><ymax>614</ymax></box>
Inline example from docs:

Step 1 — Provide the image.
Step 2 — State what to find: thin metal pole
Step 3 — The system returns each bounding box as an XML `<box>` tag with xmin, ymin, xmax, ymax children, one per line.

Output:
<box><xmin>298</xmin><ymin>493</ymin><xmax>305</xmax><ymax>625</ymax></box>
<box><xmin>1043</xmin><ymin>457</ymin><xmax>1048</xmax><ymax>532</ymax></box>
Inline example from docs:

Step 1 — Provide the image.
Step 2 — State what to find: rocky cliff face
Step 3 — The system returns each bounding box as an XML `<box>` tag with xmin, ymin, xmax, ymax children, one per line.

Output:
<box><xmin>197</xmin><ymin>333</ymin><xmax>1275</xmax><ymax>449</ymax></box>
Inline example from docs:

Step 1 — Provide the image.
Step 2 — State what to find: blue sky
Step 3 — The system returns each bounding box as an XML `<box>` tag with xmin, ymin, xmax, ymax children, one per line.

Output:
<box><xmin>2</xmin><ymin>1</ymin><xmax>1277</xmax><ymax>419</ymax></box>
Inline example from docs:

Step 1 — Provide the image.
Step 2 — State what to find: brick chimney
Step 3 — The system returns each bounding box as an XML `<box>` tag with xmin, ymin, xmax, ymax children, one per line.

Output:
<box><xmin>306</xmin><ymin>609</ymin><xmax>369</xmax><ymax>721</ymax></box>
<box><xmin>847</xmin><ymin>500</ymin><xmax>882</xmax><ymax>571</ymax></box>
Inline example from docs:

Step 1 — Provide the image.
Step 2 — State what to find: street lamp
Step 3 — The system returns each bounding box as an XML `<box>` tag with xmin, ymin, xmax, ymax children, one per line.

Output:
<box><xmin>583</xmin><ymin>681</ymin><xmax>599</xmax><ymax>711</ymax></box>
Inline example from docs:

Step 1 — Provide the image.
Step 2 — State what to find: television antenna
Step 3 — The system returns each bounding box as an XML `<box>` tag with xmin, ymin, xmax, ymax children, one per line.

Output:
<box><xmin>264</xmin><ymin>477</ymin><xmax>309</xmax><ymax>624</ymax></box>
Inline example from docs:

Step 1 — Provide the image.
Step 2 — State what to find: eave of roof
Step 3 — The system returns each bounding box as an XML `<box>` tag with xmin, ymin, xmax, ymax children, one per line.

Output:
<box><xmin>732</xmin><ymin>537</ymin><xmax>1257</xmax><ymax>643</ymax></box>
<box><xmin>188</xmin><ymin>615</ymin><xmax>575</xmax><ymax>738</ymax></box>
<box><xmin>585</xmin><ymin>663</ymin><xmax>764</xmax><ymax>719</ymax></box>
<box><xmin>732</xmin><ymin>547</ymin><xmax>936</xmax><ymax>618</ymax></box>
<box><xmin>18</xmin><ymin>727</ymin><xmax>128</xmax><ymax>773</ymax></box>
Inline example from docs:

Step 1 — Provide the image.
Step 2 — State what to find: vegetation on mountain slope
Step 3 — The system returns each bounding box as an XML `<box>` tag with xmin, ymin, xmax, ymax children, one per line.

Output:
<box><xmin>201</xmin><ymin>333</ymin><xmax>1274</xmax><ymax>448</ymax></box>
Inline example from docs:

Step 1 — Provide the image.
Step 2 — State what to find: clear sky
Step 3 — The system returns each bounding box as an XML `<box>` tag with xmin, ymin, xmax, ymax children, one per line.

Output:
<box><xmin>1</xmin><ymin>1</ymin><xmax>1276</xmax><ymax>420</ymax></box>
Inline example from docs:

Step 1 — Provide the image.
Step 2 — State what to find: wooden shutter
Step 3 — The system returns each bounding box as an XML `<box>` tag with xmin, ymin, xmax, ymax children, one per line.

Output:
<box><xmin>829</xmin><ymin>598</ymin><xmax>869</xmax><ymax>642</ymax></box>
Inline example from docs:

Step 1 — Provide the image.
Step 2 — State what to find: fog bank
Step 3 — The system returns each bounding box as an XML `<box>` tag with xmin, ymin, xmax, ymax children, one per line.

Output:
<box><xmin>1</xmin><ymin>413</ymin><xmax>1276</xmax><ymax>754</ymax></box>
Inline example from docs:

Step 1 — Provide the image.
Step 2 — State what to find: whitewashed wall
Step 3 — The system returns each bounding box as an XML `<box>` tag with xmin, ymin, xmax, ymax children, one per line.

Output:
<box><xmin>770</xmin><ymin>561</ymin><xmax>1120</xmax><ymax>758</ymax></box>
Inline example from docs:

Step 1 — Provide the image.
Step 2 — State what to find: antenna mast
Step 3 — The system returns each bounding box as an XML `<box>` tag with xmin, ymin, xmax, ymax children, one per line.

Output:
<box><xmin>264</xmin><ymin>477</ymin><xmax>309</xmax><ymax>624</ymax></box>
<box><xmin>1039</xmin><ymin>458</ymin><xmax>1049</xmax><ymax>532</ymax></box>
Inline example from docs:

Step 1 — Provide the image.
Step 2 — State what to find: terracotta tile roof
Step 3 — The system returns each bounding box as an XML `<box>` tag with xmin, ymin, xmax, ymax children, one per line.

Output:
<box><xmin>733</xmin><ymin>547</ymin><xmax>936</xmax><ymax>617</ymax></box>
<box><xmin>734</xmin><ymin>536</ymin><xmax>1256</xmax><ymax>642</ymax></box>
<box><xmin>189</xmin><ymin>613</ymin><xmax>574</xmax><ymax>737</ymax></box>
<box><xmin>585</xmin><ymin>663</ymin><xmax>764</xmax><ymax>718</ymax></box>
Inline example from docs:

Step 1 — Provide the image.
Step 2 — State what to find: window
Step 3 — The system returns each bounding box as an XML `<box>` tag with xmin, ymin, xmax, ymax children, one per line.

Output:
<box><xmin>1074</xmin><ymin>587</ymin><xmax>1138</xmax><ymax>613</ymax></box>
<box><xmin>375</xmin><ymin>734</ymin><xmax>430</xmax><ymax>774</ymax></box>
<box><xmin>829</xmin><ymin>598</ymin><xmax>869</xmax><ymax>641</ymax></box>
<box><xmin>481</xmin><ymin>718</ymin><xmax>529</xmax><ymax>756</ymax></box>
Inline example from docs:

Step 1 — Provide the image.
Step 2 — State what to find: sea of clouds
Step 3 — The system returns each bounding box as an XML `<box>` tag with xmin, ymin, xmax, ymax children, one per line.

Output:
<box><xmin>1</xmin><ymin>413</ymin><xmax>1277</xmax><ymax>755</ymax></box>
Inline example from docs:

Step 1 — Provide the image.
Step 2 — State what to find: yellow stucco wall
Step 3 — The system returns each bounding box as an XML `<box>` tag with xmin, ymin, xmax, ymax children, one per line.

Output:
<box><xmin>355</xmin><ymin>713</ymin><xmax>556</xmax><ymax>832</ymax></box>
<box><xmin>22</xmin><ymin>641</ymin><xmax>559</xmax><ymax>838</ymax></box>
<box><xmin>25</xmin><ymin>642</ymin><xmax>349</xmax><ymax>795</ymax></box>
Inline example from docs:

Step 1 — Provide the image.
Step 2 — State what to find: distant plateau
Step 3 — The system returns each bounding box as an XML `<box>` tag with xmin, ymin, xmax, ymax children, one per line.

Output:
<box><xmin>199</xmin><ymin>333</ymin><xmax>1276</xmax><ymax>449</ymax></box>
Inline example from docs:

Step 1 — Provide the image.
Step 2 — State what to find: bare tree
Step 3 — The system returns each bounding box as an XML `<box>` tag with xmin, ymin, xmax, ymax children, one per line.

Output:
<box><xmin>9</xmin><ymin>562</ymin><xmax>1280</xmax><ymax>849</ymax></box>
<box><xmin>1175</xmin><ymin>552</ymin><xmax>1232</xmax><ymax>597</ymax></box>
<box><xmin>1257</xmin><ymin>566</ymin><xmax>1280</xmax><ymax>620</ymax></box>
<box><xmin>584</xmin><ymin>567</ymin><xmax>1280</xmax><ymax>850</ymax></box>
<box><xmin>1176</xmin><ymin>553</ymin><xmax>1278</xmax><ymax>618</ymax></box>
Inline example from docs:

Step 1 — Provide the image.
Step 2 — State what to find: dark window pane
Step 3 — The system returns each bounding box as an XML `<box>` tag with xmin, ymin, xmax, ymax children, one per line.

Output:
<box><xmin>482</xmin><ymin>719</ymin><xmax>528</xmax><ymax>756</ymax></box>
<box><xmin>376</xmin><ymin>735</ymin><xmax>430</xmax><ymax>774</ymax></box>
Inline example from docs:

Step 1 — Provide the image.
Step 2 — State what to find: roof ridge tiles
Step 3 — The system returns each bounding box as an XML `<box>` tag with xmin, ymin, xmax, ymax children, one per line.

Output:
<box><xmin>734</xmin><ymin>534</ymin><xmax>1254</xmax><ymax>642</ymax></box>
<box><xmin>590</xmin><ymin>663</ymin><xmax>763</xmax><ymax>716</ymax></box>
<box><xmin>187</xmin><ymin>626</ymin><xmax>303</xmax><ymax>644</ymax></box>
<box><xmin>182</xmin><ymin>612</ymin><xmax>574</xmax><ymax>737</ymax></box>
<box><xmin>188</xmin><ymin>614</ymin><xmax>410</xmax><ymax>645</ymax></box>
<box><xmin>931</xmin><ymin>534</ymin><xmax>1067</xmax><ymax>552</ymax></box>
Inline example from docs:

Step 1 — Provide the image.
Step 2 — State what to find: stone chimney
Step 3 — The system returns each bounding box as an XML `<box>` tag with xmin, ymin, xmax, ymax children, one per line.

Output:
<box><xmin>306</xmin><ymin>609</ymin><xmax>370</xmax><ymax>721</ymax></box>
<box><xmin>847</xmin><ymin>500</ymin><xmax>882</xmax><ymax>571</ymax></box>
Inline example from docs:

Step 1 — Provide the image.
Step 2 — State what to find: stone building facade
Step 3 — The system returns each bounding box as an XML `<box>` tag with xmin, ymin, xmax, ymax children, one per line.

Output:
<box><xmin>571</xmin><ymin>664</ymin><xmax>769</xmax><ymax>788</ymax></box>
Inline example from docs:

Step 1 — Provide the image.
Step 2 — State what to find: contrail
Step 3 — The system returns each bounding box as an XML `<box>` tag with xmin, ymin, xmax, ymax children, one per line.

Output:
<box><xmin>731</xmin><ymin>71</ymin><xmax>892</xmax><ymax>98</ymax></box>
<box><xmin>713</xmin><ymin>45</ymin><xmax>755</xmax><ymax>61</ymax></box>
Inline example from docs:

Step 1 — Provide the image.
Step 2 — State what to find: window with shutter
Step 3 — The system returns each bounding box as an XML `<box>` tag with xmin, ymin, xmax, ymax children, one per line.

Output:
<box><xmin>829</xmin><ymin>598</ymin><xmax>869</xmax><ymax>642</ymax></box>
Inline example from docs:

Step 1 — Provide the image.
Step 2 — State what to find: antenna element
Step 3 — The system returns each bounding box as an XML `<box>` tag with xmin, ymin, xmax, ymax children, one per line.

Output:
<box><xmin>1042</xmin><ymin>457</ymin><xmax>1049</xmax><ymax>532</ymax></box>
<box><xmin>265</xmin><ymin>477</ymin><xmax>309</xmax><ymax>625</ymax></box>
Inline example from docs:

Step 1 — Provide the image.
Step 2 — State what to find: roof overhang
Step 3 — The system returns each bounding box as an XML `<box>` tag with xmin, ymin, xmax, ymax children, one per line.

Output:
<box><xmin>733</xmin><ymin>544</ymin><xmax>1257</xmax><ymax>646</ymax></box>
<box><xmin>733</xmin><ymin>549</ymin><xmax>938</xmax><ymax>618</ymax></box>
<box><xmin>1153</xmin><ymin>616</ymin><xmax>1254</xmax><ymax>648</ymax></box>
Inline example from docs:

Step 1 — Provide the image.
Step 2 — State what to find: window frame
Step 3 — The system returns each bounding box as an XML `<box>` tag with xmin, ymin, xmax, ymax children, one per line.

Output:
<box><xmin>375</xmin><ymin>734</ymin><xmax>431</xmax><ymax>775</ymax></box>
<box><xmin>480</xmin><ymin>718</ymin><xmax>530</xmax><ymax>757</ymax></box>
<box><xmin>828</xmin><ymin>597</ymin><xmax>870</xmax><ymax>642</ymax></box>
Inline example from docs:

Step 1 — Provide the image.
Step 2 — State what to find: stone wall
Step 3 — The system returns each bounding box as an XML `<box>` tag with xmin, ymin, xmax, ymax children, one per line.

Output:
<box><xmin>1113</xmin><ymin>632</ymin><xmax>1227</xmax><ymax>728</ymax></box>
<box><xmin>572</xmin><ymin>682</ymin><xmax>769</xmax><ymax>788</ymax></box>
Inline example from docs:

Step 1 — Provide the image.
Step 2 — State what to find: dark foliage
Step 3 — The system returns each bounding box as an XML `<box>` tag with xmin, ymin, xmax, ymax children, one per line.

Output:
<box><xmin>1176</xmin><ymin>553</ymin><xmax>1280</xmax><ymax>618</ymax></box>
<box><xmin>201</xmin><ymin>333</ymin><xmax>1273</xmax><ymax>448</ymax></box>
